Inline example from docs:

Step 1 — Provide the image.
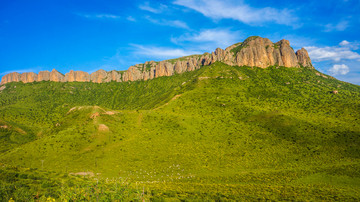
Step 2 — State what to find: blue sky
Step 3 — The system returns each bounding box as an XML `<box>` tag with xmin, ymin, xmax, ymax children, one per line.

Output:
<box><xmin>0</xmin><ymin>0</ymin><xmax>359</xmax><ymax>84</ymax></box>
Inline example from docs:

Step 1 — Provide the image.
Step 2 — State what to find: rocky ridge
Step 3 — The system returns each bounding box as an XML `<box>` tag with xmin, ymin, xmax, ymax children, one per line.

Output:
<box><xmin>1</xmin><ymin>36</ymin><xmax>312</xmax><ymax>85</ymax></box>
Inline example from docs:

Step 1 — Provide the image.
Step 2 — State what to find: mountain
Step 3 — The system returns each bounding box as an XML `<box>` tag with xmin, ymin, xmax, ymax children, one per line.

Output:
<box><xmin>1</xmin><ymin>36</ymin><xmax>312</xmax><ymax>85</ymax></box>
<box><xmin>0</xmin><ymin>37</ymin><xmax>359</xmax><ymax>201</ymax></box>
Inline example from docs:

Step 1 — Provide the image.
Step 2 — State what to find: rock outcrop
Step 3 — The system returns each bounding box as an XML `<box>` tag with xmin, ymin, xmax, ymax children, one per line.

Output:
<box><xmin>107</xmin><ymin>70</ymin><xmax>122</xmax><ymax>82</ymax></box>
<box><xmin>65</xmin><ymin>70</ymin><xmax>90</xmax><ymax>82</ymax></box>
<box><xmin>90</xmin><ymin>69</ymin><xmax>123</xmax><ymax>83</ymax></box>
<box><xmin>1</xmin><ymin>72</ymin><xmax>21</xmax><ymax>85</ymax></box>
<box><xmin>38</xmin><ymin>71</ymin><xmax>50</xmax><ymax>81</ymax></box>
<box><xmin>90</xmin><ymin>70</ymin><xmax>107</xmax><ymax>83</ymax></box>
<box><xmin>220</xmin><ymin>37</ymin><xmax>301</xmax><ymax>68</ymax></box>
<box><xmin>1</xmin><ymin>36</ymin><xmax>313</xmax><ymax>85</ymax></box>
<box><xmin>50</xmin><ymin>69</ymin><xmax>65</xmax><ymax>82</ymax></box>
<box><xmin>296</xmin><ymin>48</ymin><xmax>312</xmax><ymax>67</ymax></box>
<box><xmin>20</xmin><ymin>72</ymin><xmax>38</xmax><ymax>83</ymax></box>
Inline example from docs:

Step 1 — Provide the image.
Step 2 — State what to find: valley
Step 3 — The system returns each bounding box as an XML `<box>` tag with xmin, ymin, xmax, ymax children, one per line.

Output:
<box><xmin>1</xmin><ymin>61</ymin><xmax>359</xmax><ymax>200</ymax></box>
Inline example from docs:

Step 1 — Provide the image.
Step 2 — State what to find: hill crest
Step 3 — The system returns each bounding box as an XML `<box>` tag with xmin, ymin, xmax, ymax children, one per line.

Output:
<box><xmin>1</xmin><ymin>36</ymin><xmax>312</xmax><ymax>85</ymax></box>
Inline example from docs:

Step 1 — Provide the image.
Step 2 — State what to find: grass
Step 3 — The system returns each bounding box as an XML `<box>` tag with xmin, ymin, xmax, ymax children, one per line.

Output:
<box><xmin>0</xmin><ymin>164</ymin><xmax>149</xmax><ymax>201</ymax></box>
<box><xmin>0</xmin><ymin>62</ymin><xmax>359</xmax><ymax>200</ymax></box>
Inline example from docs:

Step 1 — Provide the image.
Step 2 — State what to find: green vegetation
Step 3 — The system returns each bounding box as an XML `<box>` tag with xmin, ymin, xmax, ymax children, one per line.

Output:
<box><xmin>145</xmin><ymin>63</ymin><xmax>151</xmax><ymax>71</ymax></box>
<box><xmin>243</xmin><ymin>36</ymin><xmax>259</xmax><ymax>43</ymax></box>
<box><xmin>140</xmin><ymin>62</ymin><xmax>159</xmax><ymax>72</ymax></box>
<box><xmin>0</xmin><ymin>62</ymin><xmax>359</xmax><ymax>200</ymax></box>
<box><xmin>230</xmin><ymin>42</ymin><xmax>247</xmax><ymax>56</ymax></box>
<box><xmin>0</xmin><ymin>164</ymin><xmax>148</xmax><ymax>201</ymax></box>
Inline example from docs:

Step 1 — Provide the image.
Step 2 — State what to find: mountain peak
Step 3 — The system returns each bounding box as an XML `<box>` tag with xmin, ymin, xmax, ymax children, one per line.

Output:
<box><xmin>1</xmin><ymin>36</ymin><xmax>313</xmax><ymax>85</ymax></box>
<box><xmin>243</xmin><ymin>35</ymin><xmax>261</xmax><ymax>43</ymax></box>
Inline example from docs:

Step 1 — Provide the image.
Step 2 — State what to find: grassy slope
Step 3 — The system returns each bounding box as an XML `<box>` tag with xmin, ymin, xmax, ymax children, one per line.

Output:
<box><xmin>0</xmin><ymin>62</ymin><xmax>360</xmax><ymax>200</ymax></box>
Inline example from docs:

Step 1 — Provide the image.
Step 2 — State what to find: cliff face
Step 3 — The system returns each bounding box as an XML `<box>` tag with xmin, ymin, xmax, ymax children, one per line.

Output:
<box><xmin>0</xmin><ymin>36</ymin><xmax>313</xmax><ymax>85</ymax></box>
<box><xmin>65</xmin><ymin>70</ymin><xmax>90</xmax><ymax>82</ymax></box>
<box><xmin>50</xmin><ymin>69</ymin><xmax>65</xmax><ymax>82</ymax></box>
<box><xmin>90</xmin><ymin>70</ymin><xmax>122</xmax><ymax>83</ymax></box>
<box><xmin>38</xmin><ymin>71</ymin><xmax>50</xmax><ymax>81</ymax></box>
<box><xmin>1</xmin><ymin>72</ymin><xmax>21</xmax><ymax>85</ymax></box>
<box><xmin>20</xmin><ymin>72</ymin><xmax>38</xmax><ymax>83</ymax></box>
<box><xmin>296</xmin><ymin>48</ymin><xmax>312</xmax><ymax>67</ymax></box>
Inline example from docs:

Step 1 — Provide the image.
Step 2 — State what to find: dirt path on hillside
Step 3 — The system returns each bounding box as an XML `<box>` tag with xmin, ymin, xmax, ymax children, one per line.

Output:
<box><xmin>153</xmin><ymin>94</ymin><xmax>182</xmax><ymax>110</ymax></box>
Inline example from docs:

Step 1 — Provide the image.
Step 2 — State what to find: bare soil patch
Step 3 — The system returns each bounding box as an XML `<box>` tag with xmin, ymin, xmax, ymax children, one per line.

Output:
<box><xmin>98</xmin><ymin>124</ymin><xmax>109</xmax><ymax>132</ymax></box>
<box><xmin>69</xmin><ymin>172</ymin><xmax>94</xmax><ymax>177</ymax></box>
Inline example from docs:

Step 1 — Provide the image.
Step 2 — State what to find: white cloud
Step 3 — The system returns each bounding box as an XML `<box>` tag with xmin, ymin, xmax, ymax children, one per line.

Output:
<box><xmin>127</xmin><ymin>16</ymin><xmax>136</xmax><ymax>22</ymax></box>
<box><xmin>131</xmin><ymin>44</ymin><xmax>201</xmax><ymax>59</ymax></box>
<box><xmin>173</xmin><ymin>0</ymin><xmax>297</xmax><ymax>26</ymax></box>
<box><xmin>171</xmin><ymin>29</ymin><xmax>241</xmax><ymax>48</ymax></box>
<box><xmin>85</xmin><ymin>49</ymin><xmax>142</xmax><ymax>73</ymax></box>
<box><xmin>139</xmin><ymin>2</ymin><xmax>168</xmax><ymax>13</ymax></box>
<box><xmin>305</xmin><ymin>45</ymin><xmax>360</xmax><ymax>62</ymax></box>
<box><xmin>324</xmin><ymin>20</ymin><xmax>349</xmax><ymax>32</ymax></box>
<box><xmin>339</xmin><ymin>40</ymin><xmax>350</xmax><ymax>46</ymax></box>
<box><xmin>94</xmin><ymin>14</ymin><xmax>120</xmax><ymax>19</ymax></box>
<box><xmin>77</xmin><ymin>13</ymin><xmax>120</xmax><ymax>19</ymax></box>
<box><xmin>145</xmin><ymin>16</ymin><xmax>189</xmax><ymax>29</ymax></box>
<box><xmin>338</xmin><ymin>40</ymin><xmax>359</xmax><ymax>50</ymax></box>
<box><xmin>328</xmin><ymin>64</ymin><xmax>350</xmax><ymax>76</ymax></box>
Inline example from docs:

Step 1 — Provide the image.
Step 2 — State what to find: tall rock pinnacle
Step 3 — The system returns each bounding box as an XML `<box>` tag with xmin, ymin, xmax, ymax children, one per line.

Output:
<box><xmin>296</xmin><ymin>48</ymin><xmax>313</xmax><ymax>67</ymax></box>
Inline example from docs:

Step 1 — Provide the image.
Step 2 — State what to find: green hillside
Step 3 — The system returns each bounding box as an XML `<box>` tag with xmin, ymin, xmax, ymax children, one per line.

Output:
<box><xmin>1</xmin><ymin>62</ymin><xmax>360</xmax><ymax>201</ymax></box>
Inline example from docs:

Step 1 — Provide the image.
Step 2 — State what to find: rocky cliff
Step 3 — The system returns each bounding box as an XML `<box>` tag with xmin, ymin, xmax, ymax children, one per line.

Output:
<box><xmin>0</xmin><ymin>36</ymin><xmax>312</xmax><ymax>85</ymax></box>
<box><xmin>1</xmin><ymin>72</ymin><xmax>21</xmax><ymax>84</ymax></box>
<box><xmin>65</xmin><ymin>70</ymin><xmax>90</xmax><ymax>82</ymax></box>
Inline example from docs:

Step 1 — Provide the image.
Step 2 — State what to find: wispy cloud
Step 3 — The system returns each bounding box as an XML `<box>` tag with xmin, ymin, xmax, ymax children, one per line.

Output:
<box><xmin>139</xmin><ymin>2</ymin><xmax>168</xmax><ymax>13</ymax></box>
<box><xmin>77</xmin><ymin>13</ymin><xmax>121</xmax><ymax>19</ymax></box>
<box><xmin>171</xmin><ymin>29</ymin><xmax>241</xmax><ymax>48</ymax></box>
<box><xmin>145</xmin><ymin>16</ymin><xmax>189</xmax><ymax>29</ymax></box>
<box><xmin>328</xmin><ymin>64</ymin><xmax>350</xmax><ymax>76</ymax></box>
<box><xmin>130</xmin><ymin>44</ymin><xmax>201</xmax><ymax>59</ymax></box>
<box><xmin>324</xmin><ymin>20</ymin><xmax>349</xmax><ymax>32</ymax></box>
<box><xmin>339</xmin><ymin>40</ymin><xmax>359</xmax><ymax>50</ymax></box>
<box><xmin>127</xmin><ymin>16</ymin><xmax>136</xmax><ymax>22</ymax></box>
<box><xmin>173</xmin><ymin>0</ymin><xmax>298</xmax><ymax>26</ymax></box>
<box><xmin>0</xmin><ymin>68</ymin><xmax>40</xmax><ymax>76</ymax></box>
<box><xmin>306</xmin><ymin>41</ymin><xmax>360</xmax><ymax>62</ymax></box>
<box><xmin>339</xmin><ymin>40</ymin><xmax>350</xmax><ymax>46</ymax></box>
<box><xmin>87</xmin><ymin>49</ymin><xmax>141</xmax><ymax>73</ymax></box>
